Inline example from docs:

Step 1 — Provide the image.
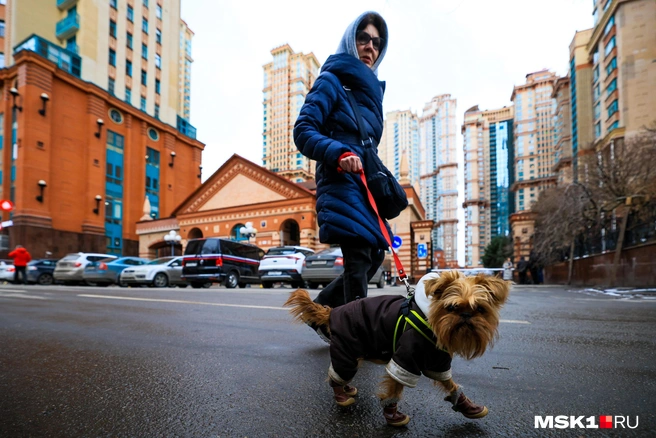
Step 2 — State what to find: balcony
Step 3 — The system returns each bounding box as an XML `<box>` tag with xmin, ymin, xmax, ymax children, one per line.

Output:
<box><xmin>56</xmin><ymin>13</ymin><xmax>80</xmax><ymax>40</ymax></box>
<box><xmin>57</xmin><ymin>0</ymin><xmax>78</xmax><ymax>10</ymax></box>
<box><xmin>177</xmin><ymin>116</ymin><xmax>197</xmax><ymax>139</ymax></box>
<box><xmin>14</xmin><ymin>34</ymin><xmax>82</xmax><ymax>77</ymax></box>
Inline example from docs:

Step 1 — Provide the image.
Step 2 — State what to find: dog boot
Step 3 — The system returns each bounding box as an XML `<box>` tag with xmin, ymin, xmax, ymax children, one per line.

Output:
<box><xmin>331</xmin><ymin>381</ymin><xmax>355</xmax><ymax>407</ymax></box>
<box><xmin>445</xmin><ymin>389</ymin><xmax>488</xmax><ymax>419</ymax></box>
<box><xmin>383</xmin><ymin>403</ymin><xmax>410</xmax><ymax>427</ymax></box>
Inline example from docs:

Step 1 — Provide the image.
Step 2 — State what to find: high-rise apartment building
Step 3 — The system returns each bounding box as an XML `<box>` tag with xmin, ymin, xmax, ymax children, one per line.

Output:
<box><xmin>587</xmin><ymin>0</ymin><xmax>655</xmax><ymax>152</ymax></box>
<box><xmin>567</xmin><ymin>29</ymin><xmax>595</xmax><ymax>181</ymax></box>
<box><xmin>379</xmin><ymin>110</ymin><xmax>420</xmax><ymax>189</ymax></box>
<box><xmin>462</xmin><ymin>105</ymin><xmax>514</xmax><ymax>267</ymax></box>
<box><xmin>552</xmin><ymin>76</ymin><xmax>573</xmax><ymax>185</ymax></box>
<box><xmin>178</xmin><ymin>19</ymin><xmax>193</xmax><ymax>121</ymax></box>
<box><xmin>262</xmin><ymin>44</ymin><xmax>320</xmax><ymax>182</ymax></box>
<box><xmin>3</xmin><ymin>0</ymin><xmax>195</xmax><ymax>136</ymax></box>
<box><xmin>418</xmin><ymin>95</ymin><xmax>458</xmax><ymax>266</ymax></box>
<box><xmin>510</xmin><ymin>70</ymin><xmax>559</xmax><ymax>259</ymax></box>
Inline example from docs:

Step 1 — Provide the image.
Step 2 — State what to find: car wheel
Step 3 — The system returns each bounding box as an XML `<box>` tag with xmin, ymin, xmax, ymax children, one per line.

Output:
<box><xmin>37</xmin><ymin>273</ymin><xmax>54</xmax><ymax>285</ymax></box>
<box><xmin>153</xmin><ymin>273</ymin><xmax>169</xmax><ymax>288</ymax></box>
<box><xmin>307</xmin><ymin>282</ymin><xmax>319</xmax><ymax>289</ymax></box>
<box><xmin>118</xmin><ymin>281</ymin><xmax>128</xmax><ymax>288</ymax></box>
<box><xmin>225</xmin><ymin>271</ymin><xmax>239</xmax><ymax>289</ymax></box>
<box><xmin>262</xmin><ymin>281</ymin><xmax>273</xmax><ymax>289</ymax></box>
<box><xmin>377</xmin><ymin>274</ymin><xmax>385</xmax><ymax>289</ymax></box>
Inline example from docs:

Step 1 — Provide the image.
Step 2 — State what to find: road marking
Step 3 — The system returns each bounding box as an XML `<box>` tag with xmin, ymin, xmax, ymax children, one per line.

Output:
<box><xmin>78</xmin><ymin>294</ymin><xmax>534</xmax><ymax>324</ymax></box>
<box><xmin>0</xmin><ymin>290</ymin><xmax>48</xmax><ymax>300</ymax></box>
<box><xmin>78</xmin><ymin>294</ymin><xmax>287</xmax><ymax>310</ymax></box>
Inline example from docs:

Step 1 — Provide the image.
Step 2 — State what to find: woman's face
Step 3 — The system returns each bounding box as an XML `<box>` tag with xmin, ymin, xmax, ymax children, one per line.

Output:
<box><xmin>356</xmin><ymin>24</ymin><xmax>380</xmax><ymax>67</ymax></box>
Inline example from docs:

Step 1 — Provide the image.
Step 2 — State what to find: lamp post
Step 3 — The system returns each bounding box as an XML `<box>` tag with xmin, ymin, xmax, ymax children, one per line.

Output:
<box><xmin>239</xmin><ymin>222</ymin><xmax>257</xmax><ymax>243</ymax></box>
<box><xmin>164</xmin><ymin>230</ymin><xmax>181</xmax><ymax>256</ymax></box>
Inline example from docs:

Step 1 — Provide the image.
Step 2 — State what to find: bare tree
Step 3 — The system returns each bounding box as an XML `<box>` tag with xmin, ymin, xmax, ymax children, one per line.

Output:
<box><xmin>579</xmin><ymin>125</ymin><xmax>656</xmax><ymax>286</ymax></box>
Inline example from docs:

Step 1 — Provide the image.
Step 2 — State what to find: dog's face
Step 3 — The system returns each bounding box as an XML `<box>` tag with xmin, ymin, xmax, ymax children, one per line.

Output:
<box><xmin>424</xmin><ymin>271</ymin><xmax>510</xmax><ymax>360</ymax></box>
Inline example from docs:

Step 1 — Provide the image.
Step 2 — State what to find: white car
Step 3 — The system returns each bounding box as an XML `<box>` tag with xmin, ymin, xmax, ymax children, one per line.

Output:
<box><xmin>0</xmin><ymin>260</ymin><xmax>16</xmax><ymax>282</ymax></box>
<box><xmin>258</xmin><ymin>246</ymin><xmax>315</xmax><ymax>288</ymax></box>
<box><xmin>119</xmin><ymin>256</ymin><xmax>187</xmax><ymax>288</ymax></box>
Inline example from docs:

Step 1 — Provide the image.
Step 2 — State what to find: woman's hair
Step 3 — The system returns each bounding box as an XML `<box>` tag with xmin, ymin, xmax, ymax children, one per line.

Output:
<box><xmin>356</xmin><ymin>12</ymin><xmax>385</xmax><ymax>36</ymax></box>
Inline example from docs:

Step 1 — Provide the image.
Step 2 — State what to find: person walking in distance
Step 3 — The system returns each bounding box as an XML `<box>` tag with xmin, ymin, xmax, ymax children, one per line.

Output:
<box><xmin>502</xmin><ymin>257</ymin><xmax>513</xmax><ymax>282</ymax></box>
<box><xmin>8</xmin><ymin>245</ymin><xmax>32</xmax><ymax>285</ymax></box>
<box><xmin>516</xmin><ymin>256</ymin><xmax>528</xmax><ymax>285</ymax></box>
<box><xmin>294</xmin><ymin>11</ymin><xmax>400</xmax><ymax>342</ymax></box>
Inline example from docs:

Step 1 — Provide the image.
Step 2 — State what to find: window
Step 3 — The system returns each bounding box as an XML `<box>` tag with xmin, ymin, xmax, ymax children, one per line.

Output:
<box><xmin>109</xmin><ymin>48</ymin><xmax>116</xmax><ymax>66</ymax></box>
<box><xmin>155</xmin><ymin>53</ymin><xmax>161</xmax><ymax>69</ymax></box>
<box><xmin>142</xmin><ymin>43</ymin><xmax>148</xmax><ymax>59</ymax></box>
<box><xmin>109</xmin><ymin>108</ymin><xmax>123</xmax><ymax>123</ymax></box>
<box><xmin>66</xmin><ymin>35</ymin><xmax>77</xmax><ymax>53</ymax></box>
<box><xmin>595</xmin><ymin>122</ymin><xmax>601</xmax><ymax>138</ymax></box>
<box><xmin>155</xmin><ymin>78</ymin><xmax>160</xmax><ymax>94</ymax></box>
<box><xmin>141</xmin><ymin>69</ymin><xmax>147</xmax><ymax>86</ymax></box>
<box><xmin>142</xmin><ymin>17</ymin><xmax>148</xmax><ymax>34</ymax></box>
<box><xmin>140</xmin><ymin>96</ymin><xmax>147</xmax><ymax>111</ymax></box>
<box><xmin>0</xmin><ymin>20</ymin><xmax>5</xmax><ymax>38</ymax></box>
<box><xmin>126</xmin><ymin>60</ymin><xmax>132</xmax><ymax>76</ymax></box>
<box><xmin>148</xmin><ymin>128</ymin><xmax>160</xmax><ymax>141</ymax></box>
<box><xmin>606</xmin><ymin>57</ymin><xmax>617</xmax><ymax>75</ymax></box>
<box><xmin>154</xmin><ymin>104</ymin><xmax>160</xmax><ymax>119</ymax></box>
<box><xmin>156</xmin><ymin>4</ymin><xmax>162</xmax><ymax>19</ymax></box>
<box><xmin>127</xmin><ymin>32</ymin><xmax>133</xmax><ymax>49</ymax></box>
<box><xmin>607</xmin><ymin>100</ymin><xmax>618</xmax><ymax>118</ymax></box>
<box><xmin>125</xmin><ymin>87</ymin><xmax>131</xmax><ymax>103</ymax></box>
<box><xmin>609</xmin><ymin>121</ymin><xmax>619</xmax><ymax>131</ymax></box>
<box><xmin>143</xmin><ymin>0</ymin><xmax>149</xmax><ymax>7</ymax></box>
<box><xmin>109</xmin><ymin>20</ymin><xmax>117</xmax><ymax>38</ymax></box>
<box><xmin>603</xmin><ymin>15</ymin><xmax>615</xmax><ymax>37</ymax></box>
<box><xmin>156</xmin><ymin>28</ymin><xmax>162</xmax><ymax>44</ymax></box>
<box><xmin>604</xmin><ymin>36</ymin><xmax>616</xmax><ymax>57</ymax></box>
<box><xmin>606</xmin><ymin>79</ymin><xmax>617</xmax><ymax>96</ymax></box>
<box><xmin>108</xmin><ymin>78</ymin><xmax>115</xmax><ymax>95</ymax></box>
<box><xmin>110</xmin><ymin>0</ymin><xmax>117</xmax><ymax>9</ymax></box>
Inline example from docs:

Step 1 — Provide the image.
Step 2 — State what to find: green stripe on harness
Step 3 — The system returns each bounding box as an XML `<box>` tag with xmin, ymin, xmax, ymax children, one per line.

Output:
<box><xmin>393</xmin><ymin>298</ymin><xmax>438</xmax><ymax>353</ymax></box>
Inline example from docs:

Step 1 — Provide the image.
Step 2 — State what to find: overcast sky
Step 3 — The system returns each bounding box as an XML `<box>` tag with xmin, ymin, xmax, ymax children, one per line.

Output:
<box><xmin>180</xmin><ymin>0</ymin><xmax>593</xmax><ymax>264</ymax></box>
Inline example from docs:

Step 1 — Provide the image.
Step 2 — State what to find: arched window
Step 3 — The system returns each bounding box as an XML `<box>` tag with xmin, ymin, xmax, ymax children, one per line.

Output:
<box><xmin>188</xmin><ymin>227</ymin><xmax>203</xmax><ymax>239</ymax></box>
<box><xmin>231</xmin><ymin>223</ymin><xmax>248</xmax><ymax>241</ymax></box>
<box><xmin>280</xmin><ymin>219</ymin><xmax>300</xmax><ymax>246</ymax></box>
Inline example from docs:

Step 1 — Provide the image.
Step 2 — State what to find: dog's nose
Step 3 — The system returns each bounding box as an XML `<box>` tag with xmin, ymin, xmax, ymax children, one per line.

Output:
<box><xmin>461</xmin><ymin>312</ymin><xmax>472</xmax><ymax>319</ymax></box>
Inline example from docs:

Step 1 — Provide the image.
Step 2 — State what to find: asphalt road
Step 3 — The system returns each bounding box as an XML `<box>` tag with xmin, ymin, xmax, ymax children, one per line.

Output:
<box><xmin>1</xmin><ymin>283</ymin><xmax>655</xmax><ymax>437</ymax></box>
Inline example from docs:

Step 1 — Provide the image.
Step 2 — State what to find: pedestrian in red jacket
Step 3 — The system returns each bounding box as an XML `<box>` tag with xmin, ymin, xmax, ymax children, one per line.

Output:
<box><xmin>8</xmin><ymin>245</ymin><xmax>32</xmax><ymax>284</ymax></box>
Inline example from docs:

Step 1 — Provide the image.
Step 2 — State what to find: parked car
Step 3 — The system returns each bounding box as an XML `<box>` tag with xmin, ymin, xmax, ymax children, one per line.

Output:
<box><xmin>182</xmin><ymin>238</ymin><xmax>264</xmax><ymax>288</ymax></box>
<box><xmin>119</xmin><ymin>256</ymin><xmax>187</xmax><ymax>288</ymax></box>
<box><xmin>27</xmin><ymin>259</ymin><xmax>59</xmax><ymax>285</ymax></box>
<box><xmin>54</xmin><ymin>253</ymin><xmax>118</xmax><ymax>285</ymax></box>
<box><xmin>83</xmin><ymin>257</ymin><xmax>150</xmax><ymax>286</ymax></box>
<box><xmin>301</xmin><ymin>247</ymin><xmax>386</xmax><ymax>289</ymax></box>
<box><xmin>0</xmin><ymin>259</ymin><xmax>16</xmax><ymax>282</ymax></box>
<box><xmin>258</xmin><ymin>246</ymin><xmax>315</xmax><ymax>288</ymax></box>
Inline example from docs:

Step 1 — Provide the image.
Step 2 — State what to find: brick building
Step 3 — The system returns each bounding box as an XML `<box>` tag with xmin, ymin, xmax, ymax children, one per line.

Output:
<box><xmin>0</xmin><ymin>48</ymin><xmax>203</xmax><ymax>257</ymax></box>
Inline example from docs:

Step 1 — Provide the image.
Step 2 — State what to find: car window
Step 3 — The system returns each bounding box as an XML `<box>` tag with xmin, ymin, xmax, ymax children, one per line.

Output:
<box><xmin>301</xmin><ymin>250</ymin><xmax>315</xmax><ymax>256</ymax></box>
<box><xmin>61</xmin><ymin>254</ymin><xmax>81</xmax><ymax>261</ymax></box>
<box><xmin>89</xmin><ymin>255</ymin><xmax>115</xmax><ymax>262</ymax></box>
<box><xmin>219</xmin><ymin>240</ymin><xmax>235</xmax><ymax>256</ymax></box>
<box><xmin>314</xmin><ymin>248</ymin><xmax>342</xmax><ymax>256</ymax></box>
<box><xmin>124</xmin><ymin>259</ymin><xmax>139</xmax><ymax>265</ymax></box>
<box><xmin>169</xmin><ymin>259</ymin><xmax>182</xmax><ymax>267</ymax></box>
<box><xmin>267</xmin><ymin>248</ymin><xmax>296</xmax><ymax>256</ymax></box>
<box><xmin>100</xmin><ymin>257</ymin><xmax>117</xmax><ymax>263</ymax></box>
<box><xmin>184</xmin><ymin>239</ymin><xmax>204</xmax><ymax>255</ymax></box>
<box><xmin>147</xmin><ymin>257</ymin><xmax>174</xmax><ymax>265</ymax></box>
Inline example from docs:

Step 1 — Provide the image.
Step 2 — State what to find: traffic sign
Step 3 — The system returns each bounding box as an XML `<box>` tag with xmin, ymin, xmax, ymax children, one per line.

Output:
<box><xmin>417</xmin><ymin>243</ymin><xmax>427</xmax><ymax>258</ymax></box>
<box><xmin>392</xmin><ymin>236</ymin><xmax>402</xmax><ymax>249</ymax></box>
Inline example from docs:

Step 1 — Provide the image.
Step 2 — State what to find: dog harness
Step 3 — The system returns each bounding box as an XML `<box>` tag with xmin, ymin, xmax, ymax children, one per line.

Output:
<box><xmin>393</xmin><ymin>296</ymin><xmax>439</xmax><ymax>353</ymax></box>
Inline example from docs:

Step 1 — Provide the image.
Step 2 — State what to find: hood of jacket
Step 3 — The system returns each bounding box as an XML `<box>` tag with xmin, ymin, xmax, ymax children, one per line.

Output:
<box><xmin>320</xmin><ymin>53</ymin><xmax>385</xmax><ymax>113</ymax></box>
<box><xmin>335</xmin><ymin>11</ymin><xmax>388</xmax><ymax>76</ymax></box>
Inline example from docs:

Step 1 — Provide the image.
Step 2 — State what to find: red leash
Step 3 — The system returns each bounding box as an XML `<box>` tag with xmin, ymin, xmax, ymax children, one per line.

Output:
<box><xmin>357</xmin><ymin>172</ymin><xmax>414</xmax><ymax>295</ymax></box>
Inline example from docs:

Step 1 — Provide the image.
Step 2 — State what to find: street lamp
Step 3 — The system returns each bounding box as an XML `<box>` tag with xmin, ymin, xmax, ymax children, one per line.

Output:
<box><xmin>164</xmin><ymin>230</ymin><xmax>181</xmax><ymax>256</ymax></box>
<box><xmin>239</xmin><ymin>222</ymin><xmax>257</xmax><ymax>243</ymax></box>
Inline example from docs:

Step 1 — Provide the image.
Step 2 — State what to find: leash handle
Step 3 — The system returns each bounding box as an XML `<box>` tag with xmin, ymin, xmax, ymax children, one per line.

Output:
<box><xmin>358</xmin><ymin>172</ymin><xmax>414</xmax><ymax>297</ymax></box>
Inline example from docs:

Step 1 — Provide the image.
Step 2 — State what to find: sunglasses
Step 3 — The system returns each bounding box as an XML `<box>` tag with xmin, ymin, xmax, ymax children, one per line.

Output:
<box><xmin>356</xmin><ymin>31</ymin><xmax>384</xmax><ymax>51</ymax></box>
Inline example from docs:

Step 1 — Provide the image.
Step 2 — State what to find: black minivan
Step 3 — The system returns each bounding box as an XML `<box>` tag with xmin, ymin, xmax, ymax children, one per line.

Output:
<box><xmin>182</xmin><ymin>238</ymin><xmax>265</xmax><ymax>288</ymax></box>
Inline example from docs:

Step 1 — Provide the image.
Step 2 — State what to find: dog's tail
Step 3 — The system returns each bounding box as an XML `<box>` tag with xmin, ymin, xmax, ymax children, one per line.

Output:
<box><xmin>283</xmin><ymin>289</ymin><xmax>331</xmax><ymax>327</ymax></box>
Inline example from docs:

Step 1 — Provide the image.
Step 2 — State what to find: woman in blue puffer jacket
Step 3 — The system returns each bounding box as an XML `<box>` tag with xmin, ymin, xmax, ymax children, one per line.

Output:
<box><xmin>293</xmin><ymin>12</ymin><xmax>401</xmax><ymax>317</ymax></box>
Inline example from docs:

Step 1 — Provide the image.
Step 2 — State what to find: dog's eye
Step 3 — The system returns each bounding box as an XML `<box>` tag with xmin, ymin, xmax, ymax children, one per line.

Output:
<box><xmin>477</xmin><ymin>306</ymin><xmax>485</xmax><ymax>313</ymax></box>
<box><xmin>446</xmin><ymin>304</ymin><xmax>456</xmax><ymax>312</ymax></box>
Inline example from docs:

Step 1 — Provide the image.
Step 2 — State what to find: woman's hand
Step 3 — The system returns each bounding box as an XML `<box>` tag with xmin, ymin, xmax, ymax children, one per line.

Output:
<box><xmin>339</xmin><ymin>155</ymin><xmax>363</xmax><ymax>173</ymax></box>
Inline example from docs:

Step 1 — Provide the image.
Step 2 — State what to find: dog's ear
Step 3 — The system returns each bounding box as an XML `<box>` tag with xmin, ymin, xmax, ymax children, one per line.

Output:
<box><xmin>423</xmin><ymin>270</ymin><xmax>462</xmax><ymax>301</ymax></box>
<box><xmin>473</xmin><ymin>274</ymin><xmax>510</xmax><ymax>306</ymax></box>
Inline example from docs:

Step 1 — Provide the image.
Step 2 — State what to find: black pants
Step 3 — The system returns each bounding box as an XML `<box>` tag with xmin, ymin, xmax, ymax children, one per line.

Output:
<box><xmin>14</xmin><ymin>266</ymin><xmax>27</xmax><ymax>284</ymax></box>
<box><xmin>314</xmin><ymin>244</ymin><xmax>385</xmax><ymax>309</ymax></box>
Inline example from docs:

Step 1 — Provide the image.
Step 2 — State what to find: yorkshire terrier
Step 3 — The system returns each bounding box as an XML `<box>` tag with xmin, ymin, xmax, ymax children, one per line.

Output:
<box><xmin>284</xmin><ymin>270</ymin><xmax>510</xmax><ymax>427</ymax></box>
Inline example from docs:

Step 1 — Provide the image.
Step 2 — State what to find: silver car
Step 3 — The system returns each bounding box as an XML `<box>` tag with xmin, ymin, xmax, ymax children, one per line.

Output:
<box><xmin>301</xmin><ymin>247</ymin><xmax>386</xmax><ymax>289</ymax></box>
<box><xmin>54</xmin><ymin>253</ymin><xmax>118</xmax><ymax>285</ymax></box>
<box><xmin>119</xmin><ymin>256</ymin><xmax>187</xmax><ymax>288</ymax></box>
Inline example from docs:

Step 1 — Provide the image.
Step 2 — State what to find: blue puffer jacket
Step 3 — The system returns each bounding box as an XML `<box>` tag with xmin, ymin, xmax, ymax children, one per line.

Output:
<box><xmin>293</xmin><ymin>53</ymin><xmax>392</xmax><ymax>249</ymax></box>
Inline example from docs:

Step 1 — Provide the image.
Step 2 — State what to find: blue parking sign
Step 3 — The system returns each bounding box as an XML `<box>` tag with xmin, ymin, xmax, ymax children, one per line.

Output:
<box><xmin>417</xmin><ymin>243</ymin><xmax>427</xmax><ymax>258</ymax></box>
<box><xmin>392</xmin><ymin>236</ymin><xmax>402</xmax><ymax>249</ymax></box>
